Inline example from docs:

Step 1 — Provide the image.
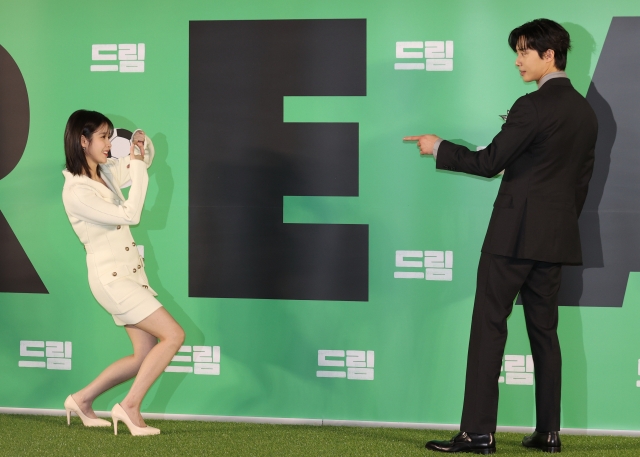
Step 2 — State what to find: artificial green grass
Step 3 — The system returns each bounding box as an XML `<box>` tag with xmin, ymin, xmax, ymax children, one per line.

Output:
<box><xmin>1</xmin><ymin>414</ymin><xmax>639</xmax><ymax>456</ymax></box>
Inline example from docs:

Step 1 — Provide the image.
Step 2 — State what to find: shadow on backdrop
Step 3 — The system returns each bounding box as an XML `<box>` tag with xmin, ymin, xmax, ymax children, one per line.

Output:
<box><xmin>559</xmin><ymin>17</ymin><xmax>640</xmax><ymax>309</ymax></box>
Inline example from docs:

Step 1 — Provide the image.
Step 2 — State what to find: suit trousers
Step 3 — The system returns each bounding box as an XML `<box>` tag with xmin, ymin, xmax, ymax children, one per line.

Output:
<box><xmin>459</xmin><ymin>252</ymin><xmax>562</xmax><ymax>433</ymax></box>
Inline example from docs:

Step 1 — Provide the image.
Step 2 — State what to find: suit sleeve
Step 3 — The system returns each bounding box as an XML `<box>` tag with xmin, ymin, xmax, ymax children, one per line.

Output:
<box><xmin>100</xmin><ymin>131</ymin><xmax>155</xmax><ymax>187</ymax></box>
<box><xmin>63</xmin><ymin>160</ymin><xmax>149</xmax><ymax>226</ymax></box>
<box><xmin>436</xmin><ymin>95</ymin><xmax>538</xmax><ymax>178</ymax></box>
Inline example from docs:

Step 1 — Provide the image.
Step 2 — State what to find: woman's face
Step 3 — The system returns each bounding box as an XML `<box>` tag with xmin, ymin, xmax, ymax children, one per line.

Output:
<box><xmin>81</xmin><ymin>123</ymin><xmax>111</xmax><ymax>169</ymax></box>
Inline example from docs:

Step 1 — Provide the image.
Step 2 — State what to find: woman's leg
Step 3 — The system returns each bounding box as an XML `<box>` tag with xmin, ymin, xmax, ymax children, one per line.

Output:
<box><xmin>119</xmin><ymin>307</ymin><xmax>184</xmax><ymax>427</ymax></box>
<box><xmin>71</xmin><ymin>326</ymin><xmax>158</xmax><ymax>418</ymax></box>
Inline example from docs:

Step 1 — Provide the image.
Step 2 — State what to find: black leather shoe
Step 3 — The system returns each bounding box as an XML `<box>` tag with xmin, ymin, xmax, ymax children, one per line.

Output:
<box><xmin>426</xmin><ymin>431</ymin><xmax>496</xmax><ymax>454</ymax></box>
<box><xmin>522</xmin><ymin>431</ymin><xmax>561</xmax><ymax>453</ymax></box>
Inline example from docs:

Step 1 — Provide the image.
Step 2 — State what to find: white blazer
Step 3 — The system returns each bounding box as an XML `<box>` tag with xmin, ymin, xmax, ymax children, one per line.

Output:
<box><xmin>62</xmin><ymin>132</ymin><xmax>158</xmax><ymax>312</ymax></box>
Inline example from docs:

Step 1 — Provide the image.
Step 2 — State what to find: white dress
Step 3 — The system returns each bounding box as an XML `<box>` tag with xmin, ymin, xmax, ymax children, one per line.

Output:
<box><xmin>62</xmin><ymin>133</ymin><xmax>162</xmax><ymax>326</ymax></box>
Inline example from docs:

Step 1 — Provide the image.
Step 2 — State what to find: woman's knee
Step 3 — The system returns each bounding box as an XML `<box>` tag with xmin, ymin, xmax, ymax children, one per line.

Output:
<box><xmin>135</xmin><ymin>309</ymin><xmax>184</xmax><ymax>348</ymax></box>
<box><xmin>130</xmin><ymin>354</ymin><xmax>145</xmax><ymax>371</ymax></box>
<box><xmin>176</xmin><ymin>325</ymin><xmax>186</xmax><ymax>346</ymax></box>
<box><xmin>132</xmin><ymin>341</ymin><xmax>156</xmax><ymax>364</ymax></box>
<box><xmin>164</xmin><ymin>323</ymin><xmax>185</xmax><ymax>349</ymax></box>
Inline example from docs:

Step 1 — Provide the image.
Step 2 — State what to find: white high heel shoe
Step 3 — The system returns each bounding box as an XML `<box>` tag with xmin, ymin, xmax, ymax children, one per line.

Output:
<box><xmin>64</xmin><ymin>395</ymin><xmax>111</xmax><ymax>427</ymax></box>
<box><xmin>111</xmin><ymin>403</ymin><xmax>160</xmax><ymax>436</ymax></box>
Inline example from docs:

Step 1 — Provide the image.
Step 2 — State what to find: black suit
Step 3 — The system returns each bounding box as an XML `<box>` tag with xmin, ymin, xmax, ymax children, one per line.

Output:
<box><xmin>436</xmin><ymin>77</ymin><xmax>597</xmax><ymax>433</ymax></box>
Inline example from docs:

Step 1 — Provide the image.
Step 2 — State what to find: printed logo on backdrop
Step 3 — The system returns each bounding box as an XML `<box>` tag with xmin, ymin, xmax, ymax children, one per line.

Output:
<box><xmin>500</xmin><ymin>355</ymin><xmax>534</xmax><ymax>385</ymax></box>
<box><xmin>91</xmin><ymin>44</ymin><xmax>145</xmax><ymax>72</ymax></box>
<box><xmin>189</xmin><ymin>19</ymin><xmax>368</xmax><ymax>301</ymax></box>
<box><xmin>394</xmin><ymin>41</ymin><xmax>454</xmax><ymax>71</ymax></box>
<box><xmin>164</xmin><ymin>345</ymin><xmax>220</xmax><ymax>375</ymax></box>
<box><xmin>394</xmin><ymin>250</ymin><xmax>453</xmax><ymax>281</ymax></box>
<box><xmin>316</xmin><ymin>350</ymin><xmax>374</xmax><ymax>380</ymax></box>
<box><xmin>0</xmin><ymin>45</ymin><xmax>48</xmax><ymax>294</ymax></box>
<box><xmin>19</xmin><ymin>341</ymin><xmax>72</xmax><ymax>370</ymax></box>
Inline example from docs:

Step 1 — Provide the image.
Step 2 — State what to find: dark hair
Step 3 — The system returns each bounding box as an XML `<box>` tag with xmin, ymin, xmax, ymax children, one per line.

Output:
<box><xmin>508</xmin><ymin>19</ymin><xmax>571</xmax><ymax>71</ymax></box>
<box><xmin>64</xmin><ymin>109</ymin><xmax>113</xmax><ymax>178</ymax></box>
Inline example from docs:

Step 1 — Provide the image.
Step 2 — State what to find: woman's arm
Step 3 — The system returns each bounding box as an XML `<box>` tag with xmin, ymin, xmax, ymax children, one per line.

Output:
<box><xmin>64</xmin><ymin>153</ymin><xmax>149</xmax><ymax>226</ymax></box>
<box><xmin>102</xmin><ymin>129</ymin><xmax>155</xmax><ymax>186</ymax></box>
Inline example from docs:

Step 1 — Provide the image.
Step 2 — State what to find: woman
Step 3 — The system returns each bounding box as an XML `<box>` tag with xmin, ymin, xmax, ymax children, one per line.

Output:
<box><xmin>61</xmin><ymin>110</ymin><xmax>184</xmax><ymax>436</ymax></box>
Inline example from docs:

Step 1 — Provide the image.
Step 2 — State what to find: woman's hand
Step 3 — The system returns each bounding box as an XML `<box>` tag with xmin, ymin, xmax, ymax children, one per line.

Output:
<box><xmin>130</xmin><ymin>130</ymin><xmax>145</xmax><ymax>161</ymax></box>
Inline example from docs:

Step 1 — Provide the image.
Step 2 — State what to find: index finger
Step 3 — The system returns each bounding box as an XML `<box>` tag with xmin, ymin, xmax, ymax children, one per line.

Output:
<box><xmin>403</xmin><ymin>136</ymin><xmax>422</xmax><ymax>141</ymax></box>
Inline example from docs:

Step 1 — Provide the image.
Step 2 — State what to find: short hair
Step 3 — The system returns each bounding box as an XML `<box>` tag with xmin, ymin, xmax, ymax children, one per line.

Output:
<box><xmin>64</xmin><ymin>110</ymin><xmax>113</xmax><ymax>178</ymax></box>
<box><xmin>508</xmin><ymin>19</ymin><xmax>571</xmax><ymax>71</ymax></box>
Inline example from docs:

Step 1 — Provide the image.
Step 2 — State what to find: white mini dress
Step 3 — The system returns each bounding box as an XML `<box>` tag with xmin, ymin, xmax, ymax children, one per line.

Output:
<box><xmin>62</xmin><ymin>133</ymin><xmax>162</xmax><ymax>326</ymax></box>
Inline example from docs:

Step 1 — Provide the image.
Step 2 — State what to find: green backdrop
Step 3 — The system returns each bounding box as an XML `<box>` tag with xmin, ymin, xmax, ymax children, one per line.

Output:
<box><xmin>1</xmin><ymin>0</ymin><xmax>640</xmax><ymax>432</ymax></box>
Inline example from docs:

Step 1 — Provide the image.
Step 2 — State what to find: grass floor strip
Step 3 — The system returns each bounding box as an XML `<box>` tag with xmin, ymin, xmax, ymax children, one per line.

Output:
<box><xmin>1</xmin><ymin>414</ymin><xmax>640</xmax><ymax>456</ymax></box>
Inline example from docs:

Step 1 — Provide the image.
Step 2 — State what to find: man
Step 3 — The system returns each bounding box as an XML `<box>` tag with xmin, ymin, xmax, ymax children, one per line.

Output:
<box><xmin>405</xmin><ymin>19</ymin><xmax>597</xmax><ymax>454</ymax></box>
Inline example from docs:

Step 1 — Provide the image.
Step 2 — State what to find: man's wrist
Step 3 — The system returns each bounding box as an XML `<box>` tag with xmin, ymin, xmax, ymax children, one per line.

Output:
<box><xmin>433</xmin><ymin>138</ymin><xmax>443</xmax><ymax>160</ymax></box>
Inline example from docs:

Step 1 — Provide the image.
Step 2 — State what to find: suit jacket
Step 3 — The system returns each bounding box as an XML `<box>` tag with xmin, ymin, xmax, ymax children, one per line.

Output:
<box><xmin>62</xmin><ymin>133</ymin><xmax>157</xmax><ymax>311</ymax></box>
<box><xmin>436</xmin><ymin>78</ymin><xmax>597</xmax><ymax>265</ymax></box>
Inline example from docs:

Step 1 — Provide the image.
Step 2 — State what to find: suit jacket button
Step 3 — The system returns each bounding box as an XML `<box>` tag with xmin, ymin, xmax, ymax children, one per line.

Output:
<box><xmin>125</xmin><ymin>247</ymin><xmax>129</xmax><ymax>251</ymax></box>
<box><xmin>117</xmin><ymin>226</ymin><xmax>121</xmax><ymax>229</ymax></box>
<box><xmin>137</xmin><ymin>265</ymin><xmax>141</xmax><ymax>269</ymax></box>
<box><xmin>133</xmin><ymin>268</ymin><xmax>137</xmax><ymax>273</ymax></box>
<box><xmin>112</xmin><ymin>272</ymin><xmax>117</xmax><ymax>277</ymax></box>
<box><xmin>132</xmin><ymin>242</ymin><xmax>136</xmax><ymax>246</ymax></box>
<box><xmin>143</xmin><ymin>285</ymin><xmax>148</xmax><ymax>289</ymax></box>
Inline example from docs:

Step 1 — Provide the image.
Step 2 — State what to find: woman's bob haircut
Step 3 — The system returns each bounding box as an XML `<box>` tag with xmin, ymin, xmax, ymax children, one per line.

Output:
<box><xmin>64</xmin><ymin>109</ymin><xmax>113</xmax><ymax>178</ymax></box>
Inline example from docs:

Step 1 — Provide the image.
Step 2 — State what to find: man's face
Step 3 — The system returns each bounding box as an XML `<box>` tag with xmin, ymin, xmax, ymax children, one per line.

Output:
<box><xmin>514</xmin><ymin>38</ymin><xmax>556</xmax><ymax>83</ymax></box>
